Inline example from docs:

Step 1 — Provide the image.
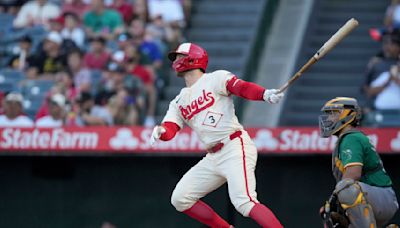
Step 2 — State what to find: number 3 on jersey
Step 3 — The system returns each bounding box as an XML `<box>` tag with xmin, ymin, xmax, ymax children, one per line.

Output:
<box><xmin>202</xmin><ymin>111</ymin><xmax>223</xmax><ymax>127</ymax></box>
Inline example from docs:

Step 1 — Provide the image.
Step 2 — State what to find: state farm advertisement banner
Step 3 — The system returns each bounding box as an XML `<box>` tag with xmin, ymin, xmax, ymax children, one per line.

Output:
<box><xmin>0</xmin><ymin>127</ymin><xmax>399</xmax><ymax>154</ymax></box>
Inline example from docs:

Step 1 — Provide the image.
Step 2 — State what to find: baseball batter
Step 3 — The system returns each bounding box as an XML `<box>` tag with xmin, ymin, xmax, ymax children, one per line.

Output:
<box><xmin>150</xmin><ymin>43</ymin><xmax>284</xmax><ymax>228</ymax></box>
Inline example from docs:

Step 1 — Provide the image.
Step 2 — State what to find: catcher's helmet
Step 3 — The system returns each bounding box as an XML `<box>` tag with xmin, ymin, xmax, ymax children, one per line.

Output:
<box><xmin>319</xmin><ymin>97</ymin><xmax>362</xmax><ymax>138</ymax></box>
<box><xmin>168</xmin><ymin>43</ymin><xmax>208</xmax><ymax>73</ymax></box>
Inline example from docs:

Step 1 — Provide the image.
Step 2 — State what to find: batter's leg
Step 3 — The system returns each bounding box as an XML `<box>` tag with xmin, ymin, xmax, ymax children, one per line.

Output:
<box><xmin>248</xmin><ymin>203</ymin><xmax>283</xmax><ymax>228</ymax></box>
<box><xmin>183</xmin><ymin>200</ymin><xmax>231</xmax><ymax>228</ymax></box>
<box><xmin>171</xmin><ymin>155</ymin><xmax>231</xmax><ymax>227</ymax></box>
<box><xmin>220</xmin><ymin>135</ymin><xmax>282</xmax><ymax>228</ymax></box>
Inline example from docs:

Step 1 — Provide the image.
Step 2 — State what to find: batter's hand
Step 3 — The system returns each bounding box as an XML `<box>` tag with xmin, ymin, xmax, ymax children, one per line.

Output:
<box><xmin>150</xmin><ymin>125</ymin><xmax>166</xmax><ymax>146</ymax></box>
<box><xmin>263</xmin><ymin>89</ymin><xmax>284</xmax><ymax>104</ymax></box>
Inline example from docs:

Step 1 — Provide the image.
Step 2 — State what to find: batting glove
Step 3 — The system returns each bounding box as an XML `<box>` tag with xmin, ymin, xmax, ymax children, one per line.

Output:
<box><xmin>150</xmin><ymin>125</ymin><xmax>166</xmax><ymax>146</ymax></box>
<box><xmin>263</xmin><ymin>89</ymin><xmax>284</xmax><ymax>104</ymax></box>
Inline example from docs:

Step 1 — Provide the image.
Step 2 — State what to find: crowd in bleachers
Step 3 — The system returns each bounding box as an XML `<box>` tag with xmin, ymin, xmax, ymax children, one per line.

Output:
<box><xmin>363</xmin><ymin>0</ymin><xmax>400</xmax><ymax>127</ymax></box>
<box><xmin>0</xmin><ymin>0</ymin><xmax>191</xmax><ymax>127</ymax></box>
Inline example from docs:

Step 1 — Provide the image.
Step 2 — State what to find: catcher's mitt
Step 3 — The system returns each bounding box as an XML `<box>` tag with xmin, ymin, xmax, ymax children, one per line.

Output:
<box><xmin>321</xmin><ymin>194</ymin><xmax>349</xmax><ymax>228</ymax></box>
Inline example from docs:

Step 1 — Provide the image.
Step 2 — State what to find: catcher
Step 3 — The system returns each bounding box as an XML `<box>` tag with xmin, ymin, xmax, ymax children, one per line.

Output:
<box><xmin>318</xmin><ymin>97</ymin><xmax>398</xmax><ymax>228</ymax></box>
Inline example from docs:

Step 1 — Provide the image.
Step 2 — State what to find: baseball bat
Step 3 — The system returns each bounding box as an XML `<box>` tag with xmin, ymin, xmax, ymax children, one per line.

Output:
<box><xmin>277</xmin><ymin>18</ymin><xmax>359</xmax><ymax>93</ymax></box>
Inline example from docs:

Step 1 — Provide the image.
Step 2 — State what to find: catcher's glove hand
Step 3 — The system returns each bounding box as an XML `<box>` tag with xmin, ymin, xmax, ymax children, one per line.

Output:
<box><xmin>321</xmin><ymin>195</ymin><xmax>349</xmax><ymax>228</ymax></box>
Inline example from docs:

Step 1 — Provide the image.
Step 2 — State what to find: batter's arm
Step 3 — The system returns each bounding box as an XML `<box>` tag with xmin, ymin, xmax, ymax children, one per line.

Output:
<box><xmin>159</xmin><ymin>122</ymin><xmax>181</xmax><ymax>141</ymax></box>
<box><xmin>226</xmin><ymin>77</ymin><xmax>284</xmax><ymax>104</ymax></box>
<box><xmin>226</xmin><ymin>76</ymin><xmax>265</xmax><ymax>100</ymax></box>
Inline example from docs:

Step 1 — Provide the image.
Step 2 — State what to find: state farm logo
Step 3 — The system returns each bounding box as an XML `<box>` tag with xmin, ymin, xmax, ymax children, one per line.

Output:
<box><xmin>391</xmin><ymin>132</ymin><xmax>400</xmax><ymax>151</ymax></box>
<box><xmin>109</xmin><ymin>128</ymin><xmax>138</xmax><ymax>149</ymax></box>
<box><xmin>252</xmin><ymin>129</ymin><xmax>336</xmax><ymax>152</ymax></box>
<box><xmin>254</xmin><ymin>130</ymin><xmax>279</xmax><ymax>150</ymax></box>
<box><xmin>0</xmin><ymin>128</ymin><xmax>98</xmax><ymax>149</ymax></box>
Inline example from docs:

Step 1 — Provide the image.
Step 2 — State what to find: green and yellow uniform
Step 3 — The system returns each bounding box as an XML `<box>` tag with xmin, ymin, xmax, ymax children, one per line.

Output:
<box><xmin>333</xmin><ymin>130</ymin><xmax>392</xmax><ymax>187</ymax></box>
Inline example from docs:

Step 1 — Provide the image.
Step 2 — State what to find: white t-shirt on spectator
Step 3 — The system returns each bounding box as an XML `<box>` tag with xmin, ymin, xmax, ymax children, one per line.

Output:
<box><xmin>0</xmin><ymin>115</ymin><xmax>34</xmax><ymax>127</ymax></box>
<box><xmin>13</xmin><ymin>1</ymin><xmax>61</xmax><ymax>28</ymax></box>
<box><xmin>370</xmin><ymin>71</ymin><xmax>400</xmax><ymax>110</ymax></box>
<box><xmin>36</xmin><ymin>116</ymin><xmax>63</xmax><ymax>128</ymax></box>
<box><xmin>147</xmin><ymin>0</ymin><xmax>184</xmax><ymax>23</ymax></box>
<box><xmin>61</xmin><ymin>27</ymin><xmax>85</xmax><ymax>48</ymax></box>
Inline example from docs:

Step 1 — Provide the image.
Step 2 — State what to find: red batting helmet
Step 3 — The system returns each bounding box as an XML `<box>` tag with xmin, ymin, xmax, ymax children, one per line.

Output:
<box><xmin>168</xmin><ymin>43</ymin><xmax>208</xmax><ymax>73</ymax></box>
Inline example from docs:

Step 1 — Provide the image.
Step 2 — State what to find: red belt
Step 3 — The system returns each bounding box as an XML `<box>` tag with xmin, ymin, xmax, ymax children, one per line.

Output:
<box><xmin>207</xmin><ymin>130</ymin><xmax>242</xmax><ymax>153</ymax></box>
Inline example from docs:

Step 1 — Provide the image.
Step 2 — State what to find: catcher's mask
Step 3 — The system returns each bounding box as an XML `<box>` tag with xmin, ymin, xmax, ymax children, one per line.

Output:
<box><xmin>168</xmin><ymin>43</ymin><xmax>208</xmax><ymax>73</ymax></box>
<box><xmin>319</xmin><ymin>97</ymin><xmax>361</xmax><ymax>138</ymax></box>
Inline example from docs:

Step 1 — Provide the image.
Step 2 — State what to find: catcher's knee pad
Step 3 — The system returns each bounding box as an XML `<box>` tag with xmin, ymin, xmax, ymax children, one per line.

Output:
<box><xmin>170</xmin><ymin>187</ymin><xmax>196</xmax><ymax>212</ymax></box>
<box><xmin>334</xmin><ymin>178</ymin><xmax>376</xmax><ymax>228</ymax></box>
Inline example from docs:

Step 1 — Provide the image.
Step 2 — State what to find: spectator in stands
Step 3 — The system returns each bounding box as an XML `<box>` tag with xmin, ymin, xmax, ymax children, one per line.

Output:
<box><xmin>146</xmin><ymin>15</ymin><xmax>174</xmax><ymax>54</ymax></box>
<box><xmin>133</xmin><ymin>0</ymin><xmax>146</xmax><ymax>21</ymax></box>
<box><xmin>147</xmin><ymin>0</ymin><xmax>185</xmax><ymax>27</ymax></box>
<box><xmin>36</xmin><ymin>93</ymin><xmax>67</xmax><ymax>127</ymax></box>
<box><xmin>26</xmin><ymin>31</ymin><xmax>66</xmax><ymax>79</ymax></box>
<box><xmin>127</xmin><ymin>16</ymin><xmax>145</xmax><ymax>41</ymax></box>
<box><xmin>181</xmin><ymin>0</ymin><xmax>191</xmax><ymax>26</ymax></box>
<box><xmin>8</xmin><ymin>35</ymin><xmax>33</xmax><ymax>71</ymax></box>
<box><xmin>0</xmin><ymin>92</ymin><xmax>34</xmax><ymax>127</ymax></box>
<box><xmin>35</xmin><ymin>71</ymin><xmax>78</xmax><ymax>120</ymax></box>
<box><xmin>62</xmin><ymin>0</ymin><xmax>89</xmax><ymax>20</ymax></box>
<box><xmin>146</xmin><ymin>14</ymin><xmax>185</xmax><ymax>50</ymax></box>
<box><xmin>132</xmin><ymin>27</ymin><xmax>163</xmax><ymax>77</ymax></box>
<box><xmin>362</xmin><ymin>30</ymin><xmax>400</xmax><ymax>109</ymax></box>
<box><xmin>100</xmin><ymin>62</ymin><xmax>138</xmax><ymax>94</ymax></box>
<box><xmin>112</xmin><ymin>32</ymin><xmax>134</xmax><ymax>63</ymax></box>
<box><xmin>367</xmin><ymin>62</ymin><xmax>400</xmax><ymax>110</ymax></box>
<box><xmin>111</xmin><ymin>0</ymin><xmax>134</xmax><ymax>25</ymax></box>
<box><xmin>0</xmin><ymin>0</ymin><xmax>26</xmax><ymax>15</ymax></box>
<box><xmin>83</xmin><ymin>0</ymin><xmax>124</xmax><ymax>40</ymax></box>
<box><xmin>55</xmin><ymin>71</ymin><xmax>78</xmax><ymax>101</ymax></box>
<box><xmin>385</xmin><ymin>0</ymin><xmax>400</xmax><ymax>29</ymax></box>
<box><xmin>48</xmin><ymin>15</ymin><xmax>65</xmax><ymax>33</ymax></box>
<box><xmin>124</xmin><ymin>46</ymin><xmax>156</xmax><ymax>127</ymax></box>
<box><xmin>67</xmin><ymin>49</ymin><xmax>91</xmax><ymax>93</ymax></box>
<box><xmin>75</xmin><ymin>92</ymin><xmax>113</xmax><ymax>126</ymax></box>
<box><xmin>13</xmin><ymin>0</ymin><xmax>61</xmax><ymax>29</ymax></box>
<box><xmin>61</xmin><ymin>12</ymin><xmax>85</xmax><ymax>48</ymax></box>
<box><xmin>84</xmin><ymin>36</ymin><xmax>111</xmax><ymax>70</ymax></box>
<box><xmin>107</xmin><ymin>88</ymin><xmax>139</xmax><ymax>125</ymax></box>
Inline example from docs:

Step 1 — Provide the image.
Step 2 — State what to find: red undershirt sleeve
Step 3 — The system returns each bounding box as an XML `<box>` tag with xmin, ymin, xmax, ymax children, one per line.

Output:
<box><xmin>226</xmin><ymin>76</ymin><xmax>265</xmax><ymax>101</ymax></box>
<box><xmin>159</xmin><ymin>121</ymin><xmax>181</xmax><ymax>141</ymax></box>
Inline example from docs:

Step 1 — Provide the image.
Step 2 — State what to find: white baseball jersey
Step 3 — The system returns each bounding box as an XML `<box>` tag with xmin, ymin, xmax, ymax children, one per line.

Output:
<box><xmin>162</xmin><ymin>70</ymin><xmax>244</xmax><ymax>147</ymax></box>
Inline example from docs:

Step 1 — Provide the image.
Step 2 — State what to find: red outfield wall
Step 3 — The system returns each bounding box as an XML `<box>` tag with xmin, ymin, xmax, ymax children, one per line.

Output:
<box><xmin>0</xmin><ymin>127</ymin><xmax>399</xmax><ymax>154</ymax></box>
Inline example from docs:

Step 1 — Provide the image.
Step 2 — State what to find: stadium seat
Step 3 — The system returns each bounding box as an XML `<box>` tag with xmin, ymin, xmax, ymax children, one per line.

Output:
<box><xmin>364</xmin><ymin>110</ymin><xmax>400</xmax><ymax>127</ymax></box>
<box><xmin>0</xmin><ymin>69</ymin><xmax>25</xmax><ymax>82</ymax></box>
<box><xmin>0</xmin><ymin>82</ymin><xmax>14</xmax><ymax>93</ymax></box>
<box><xmin>19</xmin><ymin>79</ymin><xmax>54</xmax><ymax>100</ymax></box>
<box><xmin>0</xmin><ymin>13</ymin><xmax>14</xmax><ymax>38</ymax></box>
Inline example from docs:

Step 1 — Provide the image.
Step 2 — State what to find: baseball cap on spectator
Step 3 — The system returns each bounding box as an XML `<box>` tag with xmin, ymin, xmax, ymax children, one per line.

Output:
<box><xmin>107</xmin><ymin>62</ymin><xmax>125</xmax><ymax>73</ymax></box>
<box><xmin>5</xmin><ymin>92</ymin><xmax>24</xmax><ymax>103</ymax></box>
<box><xmin>46</xmin><ymin>31</ymin><xmax>63</xmax><ymax>45</ymax></box>
<box><xmin>49</xmin><ymin>15</ymin><xmax>65</xmax><ymax>25</ymax></box>
<box><xmin>369</xmin><ymin>28</ymin><xmax>400</xmax><ymax>43</ymax></box>
<box><xmin>117</xmin><ymin>32</ymin><xmax>132</xmax><ymax>42</ymax></box>
<box><xmin>49</xmin><ymin>93</ymin><xmax>66</xmax><ymax>107</ymax></box>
